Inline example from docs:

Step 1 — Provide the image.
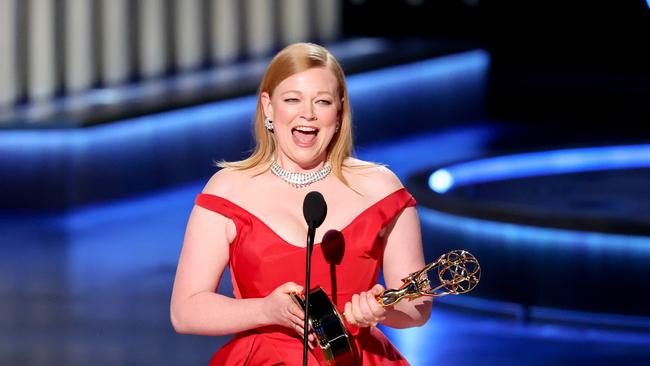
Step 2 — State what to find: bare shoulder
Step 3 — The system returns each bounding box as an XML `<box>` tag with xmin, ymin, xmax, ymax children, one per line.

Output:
<box><xmin>202</xmin><ymin>167</ymin><xmax>248</xmax><ymax>198</ymax></box>
<box><xmin>344</xmin><ymin>158</ymin><xmax>404</xmax><ymax>199</ymax></box>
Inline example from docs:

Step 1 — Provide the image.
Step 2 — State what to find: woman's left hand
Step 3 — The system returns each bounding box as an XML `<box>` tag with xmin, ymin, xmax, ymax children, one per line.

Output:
<box><xmin>343</xmin><ymin>284</ymin><xmax>389</xmax><ymax>327</ymax></box>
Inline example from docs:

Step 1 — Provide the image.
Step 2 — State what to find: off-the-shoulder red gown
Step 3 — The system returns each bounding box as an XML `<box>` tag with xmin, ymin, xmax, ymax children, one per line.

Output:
<box><xmin>194</xmin><ymin>188</ymin><xmax>416</xmax><ymax>365</ymax></box>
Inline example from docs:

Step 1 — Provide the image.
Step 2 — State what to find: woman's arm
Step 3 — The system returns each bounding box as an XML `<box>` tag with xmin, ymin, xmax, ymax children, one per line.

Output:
<box><xmin>170</xmin><ymin>173</ymin><xmax>307</xmax><ymax>336</ymax></box>
<box><xmin>380</xmin><ymin>206</ymin><xmax>432</xmax><ymax>328</ymax></box>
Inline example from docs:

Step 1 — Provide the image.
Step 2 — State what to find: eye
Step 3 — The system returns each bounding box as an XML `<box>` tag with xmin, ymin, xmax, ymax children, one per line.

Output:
<box><xmin>317</xmin><ymin>99</ymin><xmax>333</xmax><ymax>105</ymax></box>
<box><xmin>283</xmin><ymin>98</ymin><xmax>299</xmax><ymax>103</ymax></box>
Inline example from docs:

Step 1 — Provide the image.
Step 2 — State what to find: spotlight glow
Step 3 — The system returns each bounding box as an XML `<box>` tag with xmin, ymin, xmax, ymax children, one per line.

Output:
<box><xmin>428</xmin><ymin>169</ymin><xmax>454</xmax><ymax>193</ymax></box>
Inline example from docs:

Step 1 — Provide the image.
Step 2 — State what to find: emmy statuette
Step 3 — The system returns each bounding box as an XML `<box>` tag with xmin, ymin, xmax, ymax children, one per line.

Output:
<box><xmin>291</xmin><ymin>250</ymin><xmax>481</xmax><ymax>365</ymax></box>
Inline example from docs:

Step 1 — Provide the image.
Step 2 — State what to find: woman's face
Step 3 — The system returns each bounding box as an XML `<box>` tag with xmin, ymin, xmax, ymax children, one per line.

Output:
<box><xmin>261</xmin><ymin>67</ymin><xmax>341</xmax><ymax>171</ymax></box>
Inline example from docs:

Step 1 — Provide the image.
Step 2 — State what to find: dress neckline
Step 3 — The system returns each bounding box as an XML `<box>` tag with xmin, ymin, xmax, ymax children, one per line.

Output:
<box><xmin>199</xmin><ymin>188</ymin><xmax>409</xmax><ymax>249</ymax></box>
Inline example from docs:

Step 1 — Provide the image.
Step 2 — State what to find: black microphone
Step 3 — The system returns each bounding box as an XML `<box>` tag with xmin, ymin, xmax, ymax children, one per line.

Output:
<box><xmin>302</xmin><ymin>191</ymin><xmax>327</xmax><ymax>365</ymax></box>
<box><xmin>303</xmin><ymin>191</ymin><xmax>327</xmax><ymax>230</ymax></box>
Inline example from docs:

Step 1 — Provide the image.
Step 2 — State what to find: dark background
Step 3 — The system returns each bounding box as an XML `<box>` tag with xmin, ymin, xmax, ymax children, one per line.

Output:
<box><xmin>344</xmin><ymin>0</ymin><xmax>650</xmax><ymax>134</ymax></box>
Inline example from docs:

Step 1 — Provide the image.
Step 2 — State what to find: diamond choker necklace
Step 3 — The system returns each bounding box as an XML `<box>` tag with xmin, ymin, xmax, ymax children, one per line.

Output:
<box><xmin>270</xmin><ymin>160</ymin><xmax>332</xmax><ymax>188</ymax></box>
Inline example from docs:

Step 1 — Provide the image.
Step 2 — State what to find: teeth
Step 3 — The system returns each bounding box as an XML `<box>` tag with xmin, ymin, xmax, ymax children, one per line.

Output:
<box><xmin>293</xmin><ymin>126</ymin><xmax>318</xmax><ymax>133</ymax></box>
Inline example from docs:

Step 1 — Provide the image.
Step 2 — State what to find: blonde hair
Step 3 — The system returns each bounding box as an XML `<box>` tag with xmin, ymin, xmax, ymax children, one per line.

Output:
<box><xmin>219</xmin><ymin>43</ymin><xmax>360</xmax><ymax>184</ymax></box>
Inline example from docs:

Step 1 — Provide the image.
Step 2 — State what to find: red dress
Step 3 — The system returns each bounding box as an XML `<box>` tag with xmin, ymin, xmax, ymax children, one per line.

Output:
<box><xmin>195</xmin><ymin>188</ymin><xmax>416</xmax><ymax>365</ymax></box>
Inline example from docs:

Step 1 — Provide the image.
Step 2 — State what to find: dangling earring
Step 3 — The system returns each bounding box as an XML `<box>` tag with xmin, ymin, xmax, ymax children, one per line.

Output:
<box><xmin>264</xmin><ymin>117</ymin><xmax>273</xmax><ymax>132</ymax></box>
<box><xmin>335</xmin><ymin>123</ymin><xmax>340</xmax><ymax>133</ymax></box>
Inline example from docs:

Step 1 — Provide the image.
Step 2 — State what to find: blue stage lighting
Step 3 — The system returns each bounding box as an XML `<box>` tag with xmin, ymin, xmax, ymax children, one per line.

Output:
<box><xmin>418</xmin><ymin>206</ymin><xmax>650</xmax><ymax>254</ymax></box>
<box><xmin>424</xmin><ymin>144</ymin><xmax>650</xmax><ymax>255</ymax></box>
<box><xmin>429</xmin><ymin>144</ymin><xmax>650</xmax><ymax>192</ymax></box>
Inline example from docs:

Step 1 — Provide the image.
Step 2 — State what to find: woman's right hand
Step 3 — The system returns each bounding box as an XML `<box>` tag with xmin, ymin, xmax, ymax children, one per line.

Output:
<box><xmin>262</xmin><ymin>282</ymin><xmax>316</xmax><ymax>348</ymax></box>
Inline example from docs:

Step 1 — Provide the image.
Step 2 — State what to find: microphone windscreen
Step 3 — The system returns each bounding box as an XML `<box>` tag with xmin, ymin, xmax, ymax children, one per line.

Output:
<box><xmin>303</xmin><ymin>191</ymin><xmax>327</xmax><ymax>228</ymax></box>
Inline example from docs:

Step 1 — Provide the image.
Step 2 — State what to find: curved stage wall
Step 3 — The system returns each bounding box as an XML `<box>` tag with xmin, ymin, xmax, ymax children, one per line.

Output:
<box><xmin>0</xmin><ymin>50</ymin><xmax>489</xmax><ymax>210</ymax></box>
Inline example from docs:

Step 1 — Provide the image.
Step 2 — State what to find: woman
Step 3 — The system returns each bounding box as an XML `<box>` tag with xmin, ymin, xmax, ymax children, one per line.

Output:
<box><xmin>170</xmin><ymin>42</ymin><xmax>432</xmax><ymax>365</ymax></box>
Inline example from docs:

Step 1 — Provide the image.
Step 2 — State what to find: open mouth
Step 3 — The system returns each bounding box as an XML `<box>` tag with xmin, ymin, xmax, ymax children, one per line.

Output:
<box><xmin>292</xmin><ymin>126</ymin><xmax>319</xmax><ymax>146</ymax></box>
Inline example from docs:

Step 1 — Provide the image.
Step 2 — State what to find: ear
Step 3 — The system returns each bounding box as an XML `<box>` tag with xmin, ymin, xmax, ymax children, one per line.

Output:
<box><xmin>260</xmin><ymin>92</ymin><xmax>273</xmax><ymax>120</ymax></box>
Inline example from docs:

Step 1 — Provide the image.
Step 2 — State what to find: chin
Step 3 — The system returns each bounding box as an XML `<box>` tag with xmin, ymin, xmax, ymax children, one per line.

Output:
<box><xmin>293</xmin><ymin>152</ymin><xmax>325</xmax><ymax>166</ymax></box>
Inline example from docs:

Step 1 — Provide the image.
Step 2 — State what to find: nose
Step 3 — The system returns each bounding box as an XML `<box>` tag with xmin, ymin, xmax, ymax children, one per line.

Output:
<box><xmin>302</xmin><ymin>101</ymin><xmax>316</xmax><ymax>121</ymax></box>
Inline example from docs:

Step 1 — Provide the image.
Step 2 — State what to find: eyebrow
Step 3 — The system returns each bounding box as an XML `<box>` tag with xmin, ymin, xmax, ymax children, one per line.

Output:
<box><xmin>280</xmin><ymin>90</ymin><xmax>334</xmax><ymax>96</ymax></box>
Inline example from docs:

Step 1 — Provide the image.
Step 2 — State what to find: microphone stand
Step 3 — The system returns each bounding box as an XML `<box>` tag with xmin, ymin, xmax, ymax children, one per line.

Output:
<box><xmin>301</xmin><ymin>190</ymin><xmax>326</xmax><ymax>365</ymax></box>
<box><xmin>303</xmin><ymin>224</ymin><xmax>316</xmax><ymax>366</ymax></box>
